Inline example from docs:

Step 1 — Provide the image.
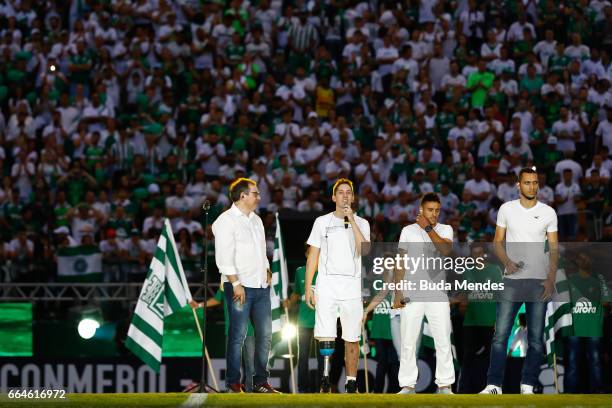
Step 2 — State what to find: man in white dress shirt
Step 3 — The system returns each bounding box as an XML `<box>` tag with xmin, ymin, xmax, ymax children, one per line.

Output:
<box><xmin>304</xmin><ymin>178</ymin><xmax>370</xmax><ymax>393</ymax></box>
<box><xmin>212</xmin><ymin>178</ymin><xmax>279</xmax><ymax>393</ymax></box>
<box><xmin>395</xmin><ymin>193</ymin><xmax>455</xmax><ymax>395</ymax></box>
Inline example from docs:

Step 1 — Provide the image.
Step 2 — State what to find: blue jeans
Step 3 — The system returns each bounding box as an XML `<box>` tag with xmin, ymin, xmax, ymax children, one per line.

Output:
<box><xmin>242</xmin><ymin>335</ymin><xmax>255</xmax><ymax>392</ymax></box>
<box><xmin>558</xmin><ymin>214</ymin><xmax>577</xmax><ymax>241</ymax></box>
<box><xmin>224</xmin><ymin>282</ymin><xmax>272</xmax><ymax>387</ymax></box>
<box><xmin>564</xmin><ymin>336</ymin><xmax>603</xmax><ymax>393</ymax></box>
<box><xmin>487</xmin><ymin>279</ymin><xmax>546</xmax><ymax>387</ymax></box>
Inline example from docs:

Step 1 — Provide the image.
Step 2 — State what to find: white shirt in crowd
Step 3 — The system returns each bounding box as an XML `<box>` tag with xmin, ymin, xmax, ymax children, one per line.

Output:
<box><xmin>464</xmin><ymin>178</ymin><xmax>492</xmax><ymax>211</ymax></box>
<box><xmin>596</xmin><ymin>119</ymin><xmax>612</xmax><ymax>152</ymax></box>
<box><xmin>555</xmin><ymin>182</ymin><xmax>581</xmax><ymax>216</ymax></box>
<box><xmin>554</xmin><ymin>159</ymin><xmax>583</xmax><ymax>183</ymax></box>
<box><xmin>212</xmin><ymin>204</ymin><xmax>270</xmax><ymax>288</ymax></box>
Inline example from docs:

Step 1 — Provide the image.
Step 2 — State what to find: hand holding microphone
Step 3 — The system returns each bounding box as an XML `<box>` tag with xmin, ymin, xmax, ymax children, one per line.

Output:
<box><xmin>342</xmin><ymin>202</ymin><xmax>352</xmax><ymax>229</ymax></box>
<box><xmin>504</xmin><ymin>260</ymin><xmax>524</xmax><ymax>275</ymax></box>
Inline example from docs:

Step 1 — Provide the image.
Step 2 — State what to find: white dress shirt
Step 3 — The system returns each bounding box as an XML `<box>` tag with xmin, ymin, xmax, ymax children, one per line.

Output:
<box><xmin>212</xmin><ymin>204</ymin><xmax>269</xmax><ymax>288</ymax></box>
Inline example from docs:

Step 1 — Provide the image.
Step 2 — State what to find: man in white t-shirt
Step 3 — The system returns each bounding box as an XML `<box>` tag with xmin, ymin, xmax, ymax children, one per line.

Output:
<box><xmin>395</xmin><ymin>193</ymin><xmax>455</xmax><ymax>395</ymax></box>
<box><xmin>554</xmin><ymin>169</ymin><xmax>581</xmax><ymax>241</ymax></box>
<box><xmin>481</xmin><ymin>167</ymin><xmax>558</xmax><ymax>395</ymax></box>
<box><xmin>595</xmin><ymin>108</ymin><xmax>612</xmax><ymax>152</ymax></box>
<box><xmin>552</xmin><ymin>107</ymin><xmax>580</xmax><ymax>152</ymax></box>
<box><xmin>463</xmin><ymin>168</ymin><xmax>493</xmax><ymax>212</ymax></box>
<box><xmin>305</xmin><ymin>178</ymin><xmax>370</xmax><ymax>393</ymax></box>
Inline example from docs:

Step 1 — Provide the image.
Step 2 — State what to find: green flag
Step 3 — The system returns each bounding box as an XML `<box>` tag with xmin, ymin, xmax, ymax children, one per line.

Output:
<box><xmin>57</xmin><ymin>245</ymin><xmax>102</xmax><ymax>282</ymax></box>
<box><xmin>125</xmin><ymin>219</ymin><xmax>192</xmax><ymax>372</ymax></box>
<box><xmin>544</xmin><ymin>268</ymin><xmax>573</xmax><ymax>366</ymax></box>
<box><xmin>270</xmin><ymin>213</ymin><xmax>289</xmax><ymax>356</ymax></box>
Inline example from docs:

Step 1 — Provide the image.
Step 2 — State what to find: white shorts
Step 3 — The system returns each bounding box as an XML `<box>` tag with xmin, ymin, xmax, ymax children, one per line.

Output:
<box><xmin>314</xmin><ymin>296</ymin><xmax>362</xmax><ymax>342</ymax></box>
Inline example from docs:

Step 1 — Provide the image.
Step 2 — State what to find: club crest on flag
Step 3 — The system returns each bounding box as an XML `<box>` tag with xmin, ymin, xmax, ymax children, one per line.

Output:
<box><xmin>142</xmin><ymin>275</ymin><xmax>165</xmax><ymax>319</ymax></box>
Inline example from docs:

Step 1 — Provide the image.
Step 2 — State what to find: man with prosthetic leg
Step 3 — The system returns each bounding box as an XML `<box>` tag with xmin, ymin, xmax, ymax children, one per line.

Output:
<box><xmin>304</xmin><ymin>179</ymin><xmax>371</xmax><ymax>393</ymax></box>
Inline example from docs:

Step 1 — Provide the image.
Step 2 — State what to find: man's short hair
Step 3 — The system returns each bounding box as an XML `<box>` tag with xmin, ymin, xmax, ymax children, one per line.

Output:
<box><xmin>420</xmin><ymin>192</ymin><xmax>441</xmax><ymax>206</ymax></box>
<box><xmin>332</xmin><ymin>178</ymin><xmax>354</xmax><ymax>195</ymax></box>
<box><xmin>229</xmin><ymin>178</ymin><xmax>257</xmax><ymax>203</ymax></box>
<box><xmin>518</xmin><ymin>167</ymin><xmax>538</xmax><ymax>180</ymax></box>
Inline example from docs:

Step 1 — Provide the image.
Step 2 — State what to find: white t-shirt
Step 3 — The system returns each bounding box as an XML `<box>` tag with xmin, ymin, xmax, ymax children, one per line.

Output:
<box><xmin>448</xmin><ymin>126</ymin><xmax>474</xmax><ymax>145</ymax></box>
<box><xmin>537</xmin><ymin>186</ymin><xmax>555</xmax><ymax>206</ymax></box>
<box><xmin>376</xmin><ymin>46</ymin><xmax>398</xmax><ymax>76</ymax></box>
<box><xmin>398</xmin><ymin>223</ymin><xmax>453</xmax><ymax>300</ymax></box>
<box><xmin>555</xmin><ymin>182</ymin><xmax>581</xmax><ymax>215</ymax></box>
<box><xmin>554</xmin><ymin>159</ymin><xmax>583</xmax><ymax>183</ymax></box>
<box><xmin>552</xmin><ymin>119</ymin><xmax>580</xmax><ymax>152</ymax></box>
<box><xmin>595</xmin><ymin>119</ymin><xmax>612</xmax><ymax>152</ymax></box>
<box><xmin>464</xmin><ymin>178</ymin><xmax>492</xmax><ymax>211</ymax></box>
<box><xmin>496</xmin><ymin>200</ymin><xmax>557</xmax><ymax>279</ymax></box>
<box><xmin>307</xmin><ymin>212</ymin><xmax>370</xmax><ymax>300</ymax></box>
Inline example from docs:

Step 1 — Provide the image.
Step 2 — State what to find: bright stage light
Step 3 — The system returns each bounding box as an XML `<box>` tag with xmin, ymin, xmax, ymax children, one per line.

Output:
<box><xmin>281</xmin><ymin>323</ymin><xmax>297</xmax><ymax>340</ymax></box>
<box><xmin>78</xmin><ymin>318</ymin><xmax>100</xmax><ymax>339</ymax></box>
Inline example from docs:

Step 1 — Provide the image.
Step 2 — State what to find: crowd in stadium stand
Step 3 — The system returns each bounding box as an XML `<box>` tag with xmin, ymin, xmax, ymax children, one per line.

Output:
<box><xmin>0</xmin><ymin>0</ymin><xmax>611</xmax><ymax>285</ymax></box>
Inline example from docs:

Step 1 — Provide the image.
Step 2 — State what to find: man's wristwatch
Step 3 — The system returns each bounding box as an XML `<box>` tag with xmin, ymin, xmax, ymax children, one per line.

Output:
<box><xmin>424</xmin><ymin>225</ymin><xmax>433</xmax><ymax>233</ymax></box>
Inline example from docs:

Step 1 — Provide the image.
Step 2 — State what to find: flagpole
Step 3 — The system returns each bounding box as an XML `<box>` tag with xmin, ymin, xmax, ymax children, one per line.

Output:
<box><xmin>199</xmin><ymin>201</ymin><xmax>212</xmax><ymax>392</ymax></box>
<box><xmin>553</xmin><ymin>352</ymin><xmax>559</xmax><ymax>393</ymax></box>
<box><xmin>361</xmin><ymin>326</ymin><xmax>369</xmax><ymax>394</ymax></box>
<box><xmin>284</xmin><ymin>306</ymin><xmax>297</xmax><ymax>394</ymax></box>
<box><xmin>191</xmin><ymin>307</ymin><xmax>220</xmax><ymax>391</ymax></box>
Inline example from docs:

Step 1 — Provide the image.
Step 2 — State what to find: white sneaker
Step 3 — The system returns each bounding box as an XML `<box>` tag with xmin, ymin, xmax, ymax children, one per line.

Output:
<box><xmin>397</xmin><ymin>387</ymin><xmax>416</xmax><ymax>394</ymax></box>
<box><xmin>436</xmin><ymin>386</ymin><xmax>454</xmax><ymax>394</ymax></box>
<box><xmin>520</xmin><ymin>384</ymin><xmax>534</xmax><ymax>394</ymax></box>
<box><xmin>479</xmin><ymin>384</ymin><xmax>502</xmax><ymax>394</ymax></box>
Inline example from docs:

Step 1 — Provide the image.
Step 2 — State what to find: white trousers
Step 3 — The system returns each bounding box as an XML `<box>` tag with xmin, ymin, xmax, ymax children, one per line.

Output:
<box><xmin>398</xmin><ymin>301</ymin><xmax>455</xmax><ymax>388</ymax></box>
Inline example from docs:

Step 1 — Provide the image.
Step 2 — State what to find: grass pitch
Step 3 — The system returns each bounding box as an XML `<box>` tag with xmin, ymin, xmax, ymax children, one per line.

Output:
<box><xmin>1</xmin><ymin>393</ymin><xmax>612</xmax><ymax>408</ymax></box>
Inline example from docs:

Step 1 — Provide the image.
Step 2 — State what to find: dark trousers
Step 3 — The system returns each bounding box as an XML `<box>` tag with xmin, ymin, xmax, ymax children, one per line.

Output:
<box><xmin>374</xmin><ymin>338</ymin><xmax>400</xmax><ymax>393</ymax></box>
<box><xmin>564</xmin><ymin>336</ymin><xmax>604</xmax><ymax>393</ymax></box>
<box><xmin>558</xmin><ymin>214</ymin><xmax>578</xmax><ymax>241</ymax></box>
<box><xmin>458</xmin><ymin>326</ymin><xmax>494</xmax><ymax>393</ymax></box>
<box><xmin>297</xmin><ymin>326</ymin><xmax>324</xmax><ymax>393</ymax></box>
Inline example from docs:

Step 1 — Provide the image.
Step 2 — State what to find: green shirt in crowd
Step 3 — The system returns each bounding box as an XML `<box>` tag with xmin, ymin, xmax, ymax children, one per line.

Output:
<box><xmin>466</xmin><ymin>71</ymin><xmax>494</xmax><ymax>108</ymax></box>
<box><xmin>463</xmin><ymin>263</ymin><xmax>503</xmax><ymax>327</ymax></box>
<box><xmin>370</xmin><ymin>296</ymin><xmax>393</xmax><ymax>340</ymax></box>
<box><xmin>293</xmin><ymin>266</ymin><xmax>316</xmax><ymax>329</ymax></box>
<box><xmin>569</xmin><ymin>273</ymin><xmax>610</xmax><ymax>338</ymax></box>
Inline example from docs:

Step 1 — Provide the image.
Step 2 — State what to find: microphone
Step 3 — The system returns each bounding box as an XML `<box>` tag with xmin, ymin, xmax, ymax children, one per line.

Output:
<box><xmin>343</xmin><ymin>204</ymin><xmax>349</xmax><ymax>229</ymax></box>
<box><xmin>202</xmin><ymin>200</ymin><xmax>211</xmax><ymax>211</ymax></box>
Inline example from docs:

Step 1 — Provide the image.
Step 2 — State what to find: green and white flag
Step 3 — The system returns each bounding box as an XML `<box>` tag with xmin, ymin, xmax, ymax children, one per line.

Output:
<box><xmin>270</xmin><ymin>213</ymin><xmax>289</xmax><ymax>355</ymax></box>
<box><xmin>125</xmin><ymin>219</ymin><xmax>192</xmax><ymax>372</ymax></box>
<box><xmin>57</xmin><ymin>245</ymin><xmax>102</xmax><ymax>282</ymax></box>
<box><xmin>544</xmin><ymin>268</ymin><xmax>573</xmax><ymax>366</ymax></box>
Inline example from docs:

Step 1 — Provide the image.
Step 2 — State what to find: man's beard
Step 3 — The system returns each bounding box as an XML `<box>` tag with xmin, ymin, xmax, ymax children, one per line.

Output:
<box><xmin>521</xmin><ymin>191</ymin><xmax>536</xmax><ymax>200</ymax></box>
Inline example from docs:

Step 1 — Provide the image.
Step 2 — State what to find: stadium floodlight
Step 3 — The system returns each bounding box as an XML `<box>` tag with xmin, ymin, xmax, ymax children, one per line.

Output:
<box><xmin>281</xmin><ymin>322</ymin><xmax>297</xmax><ymax>340</ymax></box>
<box><xmin>77</xmin><ymin>318</ymin><xmax>100</xmax><ymax>339</ymax></box>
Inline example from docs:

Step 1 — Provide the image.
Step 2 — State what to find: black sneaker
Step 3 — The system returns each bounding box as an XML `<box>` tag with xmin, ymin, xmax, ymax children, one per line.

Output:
<box><xmin>253</xmin><ymin>382</ymin><xmax>281</xmax><ymax>393</ymax></box>
<box><xmin>320</xmin><ymin>376</ymin><xmax>331</xmax><ymax>393</ymax></box>
<box><xmin>345</xmin><ymin>380</ymin><xmax>358</xmax><ymax>393</ymax></box>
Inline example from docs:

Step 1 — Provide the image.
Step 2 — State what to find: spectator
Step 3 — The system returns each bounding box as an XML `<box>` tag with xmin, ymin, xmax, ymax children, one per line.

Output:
<box><xmin>555</xmin><ymin>169</ymin><xmax>582</xmax><ymax>241</ymax></box>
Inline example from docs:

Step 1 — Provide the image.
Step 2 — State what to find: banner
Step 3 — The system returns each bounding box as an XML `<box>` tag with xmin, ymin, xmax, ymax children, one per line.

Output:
<box><xmin>57</xmin><ymin>246</ymin><xmax>102</xmax><ymax>282</ymax></box>
<box><xmin>125</xmin><ymin>219</ymin><xmax>192</xmax><ymax>373</ymax></box>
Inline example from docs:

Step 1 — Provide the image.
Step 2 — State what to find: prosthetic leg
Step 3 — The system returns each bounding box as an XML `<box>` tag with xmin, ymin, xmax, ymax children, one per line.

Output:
<box><xmin>319</xmin><ymin>340</ymin><xmax>335</xmax><ymax>393</ymax></box>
